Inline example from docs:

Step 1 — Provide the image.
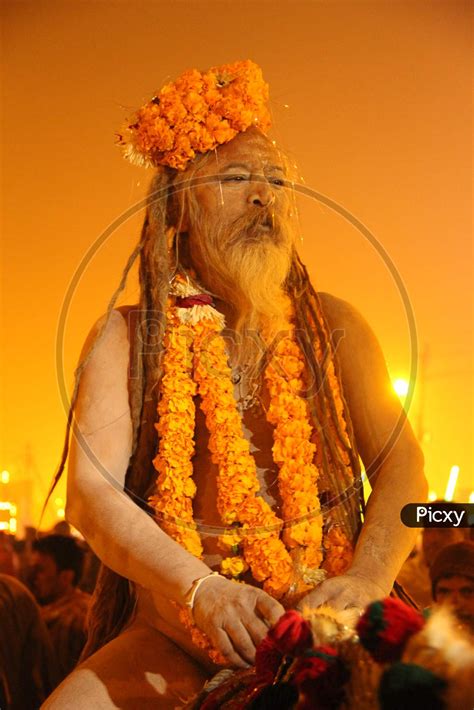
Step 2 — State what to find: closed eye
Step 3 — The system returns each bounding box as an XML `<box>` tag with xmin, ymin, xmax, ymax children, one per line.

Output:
<box><xmin>221</xmin><ymin>174</ymin><xmax>248</xmax><ymax>182</ymax></box>
<box><xmin>220</xmin><ymin>174</ymin><xmax>286</xmax><ymax>186</ymax></box>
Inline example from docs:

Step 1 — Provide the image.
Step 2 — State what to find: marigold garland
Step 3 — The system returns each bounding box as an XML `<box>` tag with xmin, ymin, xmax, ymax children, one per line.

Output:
<box><xmin>177</xmin><ymin>606</ymin><xmax>227</xmax><ymax>666</ymax></box>
<box><xmin>149</xmin><ymin>275</ymin><xmax>355</xmax><ymax>658</ymax></box>
<box><xmin>322</xmin><ymin>526</ymin><xmax>354</xmax><ymax>577</ymax></box>
<box><xmin>149</xmin><ymin>307</ymin><xmax>203</xmax><ymax>558</ymax></box>
<box><xmin>192</xmin><ymin>316</ymin><xmax>295</xmax><ymax>599</ymax></box>
<box><xmin>265</xmin><ymin>334</ymin><xmax>323</xmax><ymax>580</ymax></box>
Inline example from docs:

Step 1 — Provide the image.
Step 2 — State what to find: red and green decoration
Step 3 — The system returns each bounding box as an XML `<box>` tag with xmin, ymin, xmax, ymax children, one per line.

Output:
<box><xmin>356</xmin><ymin>597</ymin><xmax>425</xmax><ymax>663</ymax></box>
<box><xmin>378</xmin><ymin>663</ymin><xmax>447</xmax><ymax>710</ymax></box>
<box><xmin>189</xmin><ymin>599</ymin><xmax>451</xmax><ymax>710</ymax></box>
<box><xmin>356</xmin><ymin>599</ymin><xmax>447</xmax><ymax>710</ymax></box>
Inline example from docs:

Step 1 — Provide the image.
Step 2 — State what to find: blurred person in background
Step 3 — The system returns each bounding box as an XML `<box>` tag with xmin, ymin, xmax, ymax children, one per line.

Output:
<box><xmin>0</xmin><ymin>531</ymin><xmax>20</xmax><ymax>577</ymax></box>
<box><xmin>429</xmin><ymin>540</ymin><xmax>474</xmax><ymax>637</ymax></box>
<box><xmin>0</xmin><ymin>573</ymin><xmax>59</xmax><ymax>709</ymax></box>
<box><xmin>396</xmin><ymin>506</ymin><xmax>466</xmax><ymax>609</ymax></box>
<box><xmin>52</xmin><ymin>520</ymin><xmax>72</xmax><ymax>536</ymax></box>
<box><xmin>45</xmin><ymin>520</ymin><xmax>100</xmax><ymax>594</ymax></box>
<box><xmin>16</xmin><ymin>525</ymin><xmax>39</xmax><ymax>588</ymax></box>
<box><xmin>31</xmin><ymin>534</ymin><xmax>91</xmax><ymax>681</ymax></box>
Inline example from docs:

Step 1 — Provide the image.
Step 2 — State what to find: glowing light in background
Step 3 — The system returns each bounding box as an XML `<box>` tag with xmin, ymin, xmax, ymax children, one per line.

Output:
<box><xmin>0</xmin><ymin>473</ymin><xmax>16</xmax><ymax>535</ymax></box>
<box><xmin>54</xmin><ymin>496</ymin><xmax>66</xmax><ymax>519</ymax></box>
<box><xmin>392</xmin><ymin>378</ymin><xmax>409</xmax><ymax>397</ymax></box>
<box><xmin>428</xmin><ymin>490</ymin><xmax>437</xmax><ymax>501</ymax></box>
<box><xmin>469</xmin><ymin>492</ymin><xmax>474</xmax><ymax>504</ymax></box>
<box><xmin>0</xmin><ymin>500</ymin><xmax>16</xmax><ymax>534</ymax></box>
<box><xmin>444</xmin><ymin>465</ymin><xmax>460</xmax><ymax>502</ymax></box>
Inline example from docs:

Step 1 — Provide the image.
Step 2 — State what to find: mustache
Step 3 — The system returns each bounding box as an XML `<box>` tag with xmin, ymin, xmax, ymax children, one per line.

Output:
<box><xmin>225</xmin><ymin>208</ymin><xmax>284</xmax><ymax>247</ymax></box>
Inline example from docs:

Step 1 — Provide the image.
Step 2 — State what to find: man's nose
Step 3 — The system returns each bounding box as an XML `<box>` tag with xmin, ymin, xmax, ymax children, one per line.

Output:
<box><xmin>442</xmin><ymin>592</ymin><xmax>461</xmax><ymax>608</ymax></box>
<box><xmin>449</xmin><ymin>592</ymin><xmax>461</xmax><ymax>606</ymax></box>
<box><xmin>247</xmin><ymin>179</ymin><xmax>274</xmax><ymax>207</ymax></box>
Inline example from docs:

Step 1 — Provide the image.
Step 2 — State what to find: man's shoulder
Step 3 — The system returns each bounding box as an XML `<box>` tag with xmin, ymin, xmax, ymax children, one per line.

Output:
<box><xmin>43</xmin><ymin>589</ymin><xmax>91</xmax><ymax>621</ymax></box>
<box><xmin>113</xmin><ymin>303</ymin><xmax>140</xmax><ymax>320</ymax></box>
<box><xmin>78</xmin><ymin>305</ymin><xmax>140</xmax><ymax>380</ymax></box>
<box><xmin>91</xmin><ymin>304</ymin><xmax>139</xmax><ymax>334</ymax></box>
<box><xmin>316</xmin><ymin>292</ymin><xmax>382</xmax><ymax>360</ymax></box>
<box><xmin>84</xmin><ymin>304</ymin><xmax>139</xmax><ymax>352</ymax></box>
<box><xmin>73</xmin><ymin>587</ymin><xmax>92</xmax><ymax>602</ymax></box>
<box><xmin>70</xmin><ymin>588</ymin><xmax>92</xmax><ymax>615</ymax></box>
<box><xmin>317</xmin><ymin>292</ymin><xmax>363</xmax><ymax>331</ymax></box>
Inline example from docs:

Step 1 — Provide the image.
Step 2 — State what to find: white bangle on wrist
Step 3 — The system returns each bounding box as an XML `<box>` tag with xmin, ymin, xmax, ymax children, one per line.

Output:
<box><xmin>183</xmin><ymin>571</ymin><xmax>221</xmax><ymax>611</ymax></box>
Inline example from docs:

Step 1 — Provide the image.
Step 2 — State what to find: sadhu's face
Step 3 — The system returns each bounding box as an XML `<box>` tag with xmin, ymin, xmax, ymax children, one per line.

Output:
<box><xmin>185</xmin><ymin>127</ymin><xmax>293</xmax><ymax>249</ymax></box>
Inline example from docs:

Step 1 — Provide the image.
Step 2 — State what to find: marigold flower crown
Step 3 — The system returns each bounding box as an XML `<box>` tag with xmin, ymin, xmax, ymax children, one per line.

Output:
<box><xmin>116</xmin><ymin>59</ymin><xmax>272</xmax><ymax>171</ymax></box>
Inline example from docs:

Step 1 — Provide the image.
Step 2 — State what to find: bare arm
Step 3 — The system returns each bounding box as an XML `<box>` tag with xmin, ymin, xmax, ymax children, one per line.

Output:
<box><xmin>65</xmin><ymin>310</ymin><xmax>211</xmax><ymax>603</ymax></box>
<box><xmin>66</xmin><ymin>310</ymin><xmax>283</xmax><ymax>665</ymax></box>
<box><xmin>299</xmin><ymin>294</ymin><xmax>427</xmax><ymax>609</ymax></box>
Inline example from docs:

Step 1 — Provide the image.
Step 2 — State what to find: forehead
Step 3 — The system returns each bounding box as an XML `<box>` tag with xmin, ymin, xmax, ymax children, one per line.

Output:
<box><xmin>32</xmin><ymin>551</ymin><xmax>55</xmax><ymax>568</ymax></box>
<box><xmin>200</xmin><ymin>127</ymin><xmax>284</xmax><ymax>171</ymax></box>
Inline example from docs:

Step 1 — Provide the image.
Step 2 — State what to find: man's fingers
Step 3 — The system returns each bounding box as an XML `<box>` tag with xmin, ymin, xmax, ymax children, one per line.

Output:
<box><xmin>296</xmin><ymin>588</ymin><xmax>328</xmax><ymax>610</ymax></box>
<box><xmin>297</xmin><ymin>587</ymin><xmax>358</xmax><ymax>613</ymax></box>
<box><xmin>245</xmin><ymin>616</ymin><xmax>270</xmax><ymax>647</ymax></box>
<box><xmin>324</xmin><ymin>595</ymin><xmax>352</xmax><ymax>611</ymax></box>
<box><xmin>224</xmin><ymin>621</ymin><xmax>257</xmax><ymax>665</ymax></box>
<box><xmin>214</xmin><ymin>628</ymin><xmax>250</xmax><ymax>669</ymax></box>
<box><xmin>256</xmin><ymin>594</ymin><xmax>285</xmax><ymax>627</ymax></box>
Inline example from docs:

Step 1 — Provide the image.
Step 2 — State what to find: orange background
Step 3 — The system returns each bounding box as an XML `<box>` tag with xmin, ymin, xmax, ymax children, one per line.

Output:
<box><xmin>2</xmin><ymin>1</ymin><xmax>472</xmax><ymax>531</ymax></box>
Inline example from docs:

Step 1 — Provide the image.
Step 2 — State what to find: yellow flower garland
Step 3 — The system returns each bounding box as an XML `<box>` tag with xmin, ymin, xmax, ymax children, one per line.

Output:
<box><xmin>265</xmin><ymin>332</ymin><xmax>324</xmax><ymax>587</ymax></box>
<box><xmin>193</xmin><ymin>316</ymin><xmax>294</xmax><ymax>599</ymax></box>
<box><xmin>150</xmin><ymin>276</ymin><xmax>355</xmax><ymax>657</ymax></box>
<box><xmin>149</xmin><ymin>308</ymin><xmax>203</xmax><ymax>558</ymax></box>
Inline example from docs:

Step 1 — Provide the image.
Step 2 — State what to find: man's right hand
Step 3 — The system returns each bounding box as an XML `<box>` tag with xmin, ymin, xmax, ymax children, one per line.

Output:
<box><xmin>192</xmin><ymin>575</ymin><xmax>285</xmax><ymax>668</ymax></box>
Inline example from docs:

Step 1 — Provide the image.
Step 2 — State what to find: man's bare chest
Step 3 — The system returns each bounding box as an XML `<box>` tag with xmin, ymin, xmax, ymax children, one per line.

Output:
<box><xmin>192</xmin><ymin>373</ymin><xmax>283</xmax><ymax>527</ymax></box>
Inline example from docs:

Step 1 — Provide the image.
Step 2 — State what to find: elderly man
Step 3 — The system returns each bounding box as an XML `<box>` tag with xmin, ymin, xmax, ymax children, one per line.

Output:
<box><xmin>43</xmin><ymin>61</ymin><xmax>426</xmax><ymax>707</ymax></box>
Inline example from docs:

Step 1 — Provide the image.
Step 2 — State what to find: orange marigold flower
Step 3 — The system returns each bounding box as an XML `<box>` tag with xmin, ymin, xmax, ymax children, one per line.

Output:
<box><xmin>322</xmin><ymin>526</ymin><xmax>354</xmax><ymax>577</ymax></box>
<box><xmin>220</xmin><ymin>556</ymin><xmax>248</xmax><ymax>578</ymax></box>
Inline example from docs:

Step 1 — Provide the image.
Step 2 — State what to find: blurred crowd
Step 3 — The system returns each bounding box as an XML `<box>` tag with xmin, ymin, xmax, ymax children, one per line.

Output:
<box><xmin>0</xmin><ymin>522</ymin><xmax>100</xmax><ymax>709</ymax></box>
<box><xmin>0</xmin><ymin>516</ymin><xmax>472</xmax><ymax>709</ymax></box>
